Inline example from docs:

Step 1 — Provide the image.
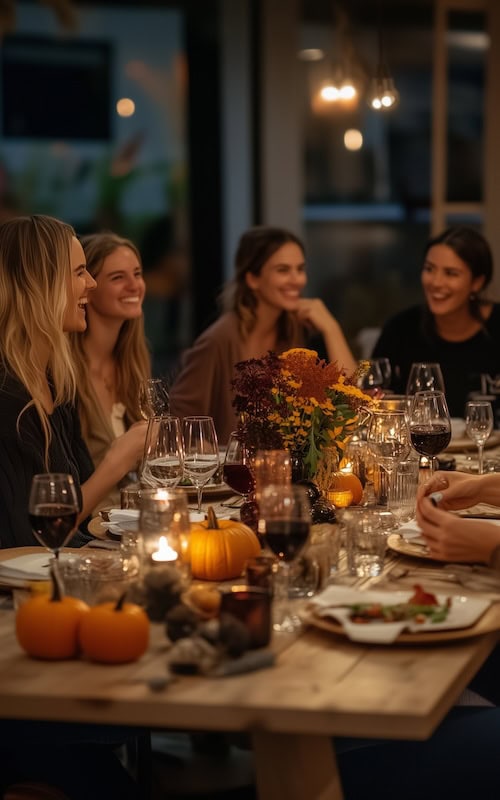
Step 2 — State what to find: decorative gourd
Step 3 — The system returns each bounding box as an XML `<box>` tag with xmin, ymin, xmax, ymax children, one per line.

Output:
<box><xmin>327</xmin><ymin>470</ymin><xmax>364</xmax><ymax>507</ymax></box>
<box><xmin>190</xmin><ymin>507</ymin><xmax>261</xmax><ymax>581</ymax></box>
<box><xmin>78</xmin><ymin>594</ymin><xmax>149</xmax><ymax>664</ymax></box>
<box><xmin>16</xmin><ymin>570</ymin><xmax>89</xmax><ymax>660</ymax></box>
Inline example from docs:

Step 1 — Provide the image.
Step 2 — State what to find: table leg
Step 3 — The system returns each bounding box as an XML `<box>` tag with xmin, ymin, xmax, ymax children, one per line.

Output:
<box><xmin>252</xmin><ymin>731</ymin><xmax>344</xmax><ymax>800</ymax></box>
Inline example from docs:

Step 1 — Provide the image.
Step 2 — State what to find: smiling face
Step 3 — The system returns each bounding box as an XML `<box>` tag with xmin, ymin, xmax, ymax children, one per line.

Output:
<box><xmin>87</xmin><ymin>245</ymin><xmax>146</xmax><ymax>323</ymax></box>
<box><xmin>63</xmin><ymin>238</ymin><xmax>96</xmax><ymax>332</ymax></box>
<box><xmin>421</xmin><ymin>243</ymin><xmax>485</xmax><ymax>319</ymax></box>
<box><xmin>244</xmin><ymin>242</ymin><xmax>307</xmax><ymax>313</ymax></box>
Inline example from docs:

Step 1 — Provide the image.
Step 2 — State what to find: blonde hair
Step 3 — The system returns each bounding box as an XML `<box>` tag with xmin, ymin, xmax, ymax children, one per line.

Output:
<box><xmin>70</xmin><ymin>232</ymin><xmax>151</xmax><ymax>442</ymax></box>
<box><xmin>222</xmin><ymin>225</ymin><xmax>305</xmax><ymax>346</ymax></box>
<box><xmin>0</xmin><ymin>214</ymin><xmax>77</xmax><ymax>463</ymax></box>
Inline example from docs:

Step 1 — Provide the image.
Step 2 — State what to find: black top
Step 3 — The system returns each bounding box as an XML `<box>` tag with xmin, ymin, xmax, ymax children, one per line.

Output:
<box><xmin>0</xmin><ymin>372</ymin><xmax>95</xmax><ymax>549</ymax></box>
<box><xmin>372</xmin><ymin>304</ymin><xmax>500</xmax><ymax>417</ymax></box>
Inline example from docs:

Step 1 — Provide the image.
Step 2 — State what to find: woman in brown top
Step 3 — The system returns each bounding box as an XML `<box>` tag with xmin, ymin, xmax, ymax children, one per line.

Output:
<box><xmin>170</xmin><ymin>226</ymin><xmax>356</xmax><ymax>443</ymax></box>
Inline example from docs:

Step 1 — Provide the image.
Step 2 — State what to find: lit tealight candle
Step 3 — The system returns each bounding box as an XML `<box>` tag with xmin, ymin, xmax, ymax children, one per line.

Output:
<box><xmin>151</xmin><ymin>535</ymin><xmax>178</xmax><ymax>562</ymax></box>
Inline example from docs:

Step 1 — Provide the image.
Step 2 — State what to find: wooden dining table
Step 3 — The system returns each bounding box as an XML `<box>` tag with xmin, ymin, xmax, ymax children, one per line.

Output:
<box><xmin>1</xmin><ymin>540</ymin><xmax>500</xmax><ymax>800</ymax></box>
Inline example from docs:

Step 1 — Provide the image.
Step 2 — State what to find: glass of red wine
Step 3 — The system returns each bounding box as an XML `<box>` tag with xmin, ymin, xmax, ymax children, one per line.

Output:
<box><xmin>223</xmin><ymin>432</ymin><xmax>258</xmax><ymax>530</ymax></box>
<box><xmin>28</xmin><ymin>473</ymin><xmax>79</xmax><ymax>561</ymax></box>
<box><xmin>408</xmin><ymin>390</ymin><xmax>451</xmax><ymax>476</ymax></box>
<box><xmin>258</xmin><ymin>484</ymin><xmax>310</xmax><ymax>633</ymax></box>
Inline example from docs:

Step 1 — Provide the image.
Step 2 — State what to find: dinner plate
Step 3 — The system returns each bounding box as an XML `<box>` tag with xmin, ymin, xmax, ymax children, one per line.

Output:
<box><xmin>303</xmin><ymin>584</ymin><xmax>493</xmax><ymax>644</ymax></box>
<box><xmin>178</xmin><ymin>482</ymin><xmax>233</xmax><ymax>501</ymax></box>
<box><xmin>386</xmin><ymin>532</ymin><xmax>438</xmax><ymax>561</ymax></box>
<box><xmin>445</xmin><ymin>431</ymin><xmax>500</xmax><ymax>453</ymax></box>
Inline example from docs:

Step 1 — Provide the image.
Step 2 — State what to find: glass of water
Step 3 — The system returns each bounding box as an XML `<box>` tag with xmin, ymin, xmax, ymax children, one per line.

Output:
<box><xmin>465</xmin><ymin>400</ymin><xmax>494</xmax><ymax>475</ymax></box>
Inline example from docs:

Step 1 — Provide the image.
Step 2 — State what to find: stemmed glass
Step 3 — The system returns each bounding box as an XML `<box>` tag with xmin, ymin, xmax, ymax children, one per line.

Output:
<box><xmin>406</xmin><ymin>362</ymin><xmax>445</xmax><ymax>401</ymax></box>
<box><xmin>223</xmin><ymin>432</ymin><xmax>256</xmax><ymax>502</ymax></box>
<box><xmin>374</xmin><ymin>357</ymin><xmax>392</xmax><ymax>390</ymax></box>
<box><xmin>408</xmin><ymin>390</ymin><xmax>451</xmax><ymax>476</ymax></box>
<box><xmin>28</xmin><ymin>473</ymin><xmax>79</xmax><ymax>561</ymax></box>
<box><xmin>366</xmin><ymin>410</ymin><xmax>411</xmax><ymax>490</ymax></box>
<box><xmin>139</xmin><ymin>378</ymin><xmax>170</xmax><ymax>420</ymax></box>
<box><xmin>465</xmin><ymin>400</ymin><xmax>494</xmax><ymax>475</ymax></box>
<box><xmin>258</xmin><ymin>484</ymin><xmax>310</xmax><ymax>633</ymax></box>
<box><xmin>358</xmin><ymin>360</ymin><xmax>384</xmax><ymax>392</ymax></box>
<box><xmin>141</xmin><ymin>415</ymin><xmax>184</xmax><ymax>488</ymax></box>
<box><xmin>182</xmin><ymin>416</ymin><xmax>220</xmax><ymax>513</ymax></box>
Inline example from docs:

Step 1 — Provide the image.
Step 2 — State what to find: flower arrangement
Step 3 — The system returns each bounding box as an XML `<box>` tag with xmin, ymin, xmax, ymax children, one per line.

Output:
<box><xmin>232</xmin><ymin>348</ymin><xmax>374</xmax><ymax>480</ymax></box>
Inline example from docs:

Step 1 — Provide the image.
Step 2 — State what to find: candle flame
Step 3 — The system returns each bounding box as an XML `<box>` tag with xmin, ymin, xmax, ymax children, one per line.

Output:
<box><xmin>152</xmin><ymin>535</ymin><xmax>178</xmax><ymax>562</ymax></box>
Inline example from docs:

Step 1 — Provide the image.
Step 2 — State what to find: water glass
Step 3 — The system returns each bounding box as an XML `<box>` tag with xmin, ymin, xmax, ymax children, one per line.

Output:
<box><xmin>351</xmin><ymin>520</ymin><xmax>386</xmax><ymax>577</ymax></box>
<box><xmin>465</xmin><ymin>400</ymin><xmax>494</xmax><ymax>475</ymax></box>
<box><xmin>388</xmin><ymin>458</ymin><xmax>420</xmax><ymax>525</ymax></box>
<box><xmin>252</xmin><ymin>450</ymin><xmax>291</xmax><ymax>503</ymax></box>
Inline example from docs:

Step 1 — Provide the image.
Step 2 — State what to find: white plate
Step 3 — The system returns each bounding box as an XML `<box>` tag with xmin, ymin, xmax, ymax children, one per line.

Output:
<box><xmin>306</xmin><ymin>585</ymin><xmax>491</xmax><ymax>644</ymax></box>
<box><xmin>445</xmin><ymin>431</ymin><xmax>500</xmax><ymax>453</ymax></box>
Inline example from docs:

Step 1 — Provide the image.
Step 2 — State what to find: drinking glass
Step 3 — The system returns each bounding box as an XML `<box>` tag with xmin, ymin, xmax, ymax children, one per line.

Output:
<box><xmin>465</xmin><ymin>400</ymin><xmax>494</xmax><ymax>475</ymax></box>
<box><xmin>366</xmin><ymin>410</ymin><xmax>411</xmax><ymax>488</ymax></box>
<box><xmin>408</xmin><ymin>390</ymin><xmax>451</xmax><ymax>476</ymax></box>
<box><xmin>28</xmin><ymin>473</ymin><xmax>79</xmax><ymax>561</ymax></box>
<box><xmin>258</xmin><ymin>484</ymin><xmax>310</xmax><ymax>633</ymax></box>
<box><xmin>141</xmin><ymin>415</ymin><xmax>184</xmax><ymax>489</ymax></box>
<box><xmin>374</xmin><ymin>357</ymin><xmax>392</xmax><ymax>390</ymax></box>
<box><xmin>182</xmin><ymin>416</ymin><xmax>220</xmax><ymax>513</ymax></box>
<box><xmin>139</xmin><ymin>378</ymin><xmax>170</xmax><ymax>420</ymax></box>
<box><xmin>406</xmin><ymin>362</ymin><xmax>445</xmax><ymax>399</ymax></box>
<box><xmin>388</xmin><ymin>458</ymin><xmax>420</xmax><ymax>527</ymax></box>
<box><xmin>358</xmin><ymin>359</ymin><xmax>384</xmax><ymax>392</ymax></box>
<box><xmin>252</xmin><ymin>450</ymin><xmax>291</xmax><ymax>503</ymax></box>
<box><xmin>139</xmin><ymin>488</ymin><xmax>191</xmax><ymax>571</ymax></box>
<box><xmin>223</xmin><ymin>432</ymin><xmax>256</xmax><ymax>501</ymax></box>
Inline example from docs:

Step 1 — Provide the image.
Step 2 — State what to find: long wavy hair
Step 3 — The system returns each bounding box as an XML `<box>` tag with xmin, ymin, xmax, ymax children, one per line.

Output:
<box><xmin>221</xmin><ymin>225</ymin><xmax>306</xmax><ymax>346</ymax></box>
<box><xmin>70</xmin><ymin>232</ymin><xmax>151</xmax><ymax>441</ymax></box>
<box><xmin>423</xmin><ymin>226</ymin><xmax>494</xmax><ymax>335</ymax></box>
<box><xmin>0</xmin><ymin>214</ymin><xmax>77</xmax><ymax>462</ymax></box>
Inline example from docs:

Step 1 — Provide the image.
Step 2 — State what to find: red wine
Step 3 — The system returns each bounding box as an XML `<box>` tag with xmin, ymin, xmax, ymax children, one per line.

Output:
<box><xmin>29</xmin><ymin>504</ymin><xmax>77</xmax><ymax>551</ymax></box>
<box><xmin>265</xmin><ymin>520</ymin><xmax>310</xmax><ymax>562</ymax></box>
<box><xmin>223</xmin><ymin>464</ymin><xmax>255</xmax><ymax>496</ymax></box>
<box><xmin>410</xmin><ymin>425</ymin><xmax>451</xmax><ymax>456</ymax></box>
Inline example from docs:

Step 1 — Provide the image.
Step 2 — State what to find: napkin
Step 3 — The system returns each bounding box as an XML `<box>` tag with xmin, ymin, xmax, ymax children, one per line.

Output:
<box><xmin>0</xmin><ymin>553</ymin><xmax>72</xmax><ymax>582</ymax></box>
<box><xmin>104</xmin><ymin>508</ymin><xmax>205</xmax><ymax>534</ymax></box>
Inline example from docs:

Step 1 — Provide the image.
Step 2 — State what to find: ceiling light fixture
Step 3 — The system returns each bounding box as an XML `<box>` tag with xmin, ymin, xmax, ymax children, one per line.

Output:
<box><xmin>368</xmin><ymin>13</ymin><xmax>399</xmax><ymax>112</ymax></box>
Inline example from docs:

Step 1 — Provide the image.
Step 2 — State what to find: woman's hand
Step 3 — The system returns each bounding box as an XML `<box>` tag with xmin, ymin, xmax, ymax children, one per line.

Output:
<box><xmin>295</xmin><ymin>298</ymin><xmax>357</xmax><ymax>373</ymax></box>
<box><xmin>416</xmin><ymin>496</ymin><xmax>500</xmax><ymax>563</ymax></box>
<box><xmin>417</xmin><ymin>470</ymin><xmax>500</xmax><ymax>510</ymax></box>
<box><xmin>107</xmin><ymin>421</ymin><xmax>148</xmax><ymax>473</ymax></box>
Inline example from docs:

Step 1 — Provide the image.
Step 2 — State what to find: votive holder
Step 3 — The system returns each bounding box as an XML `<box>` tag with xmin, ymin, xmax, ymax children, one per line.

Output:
<box><xmin>220</xmin><ymin>585</ymin><xmax>272</xmax><ymax>648</ymax></box>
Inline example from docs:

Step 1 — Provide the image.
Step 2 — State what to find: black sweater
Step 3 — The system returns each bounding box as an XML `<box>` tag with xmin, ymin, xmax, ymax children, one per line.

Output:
<box><xmin>372</xmin><ymin>304</ymin><xmax>500</xmax><ymax>417</ymax></box>
<box><xmin>0</xmin><ymin>372</ymin><xmax>94</xmax><ymax>549</ymax></box>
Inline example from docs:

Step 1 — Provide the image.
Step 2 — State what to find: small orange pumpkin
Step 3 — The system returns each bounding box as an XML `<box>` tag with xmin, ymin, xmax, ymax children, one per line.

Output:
<box><xmin>78</xmin><ymin>594</ymin><xmax>149</xmax><ymax>664</ymax></box>
<box><xmin>16</xmin><ymin>570</ymin><xmax>89</xmax><ymax>660</ymax></box>
<box><xmin>190</xmin><ymin>507</ymin><xmax>261</xmax><ymax>581</ymax></box>
<box><xmin>328</xmin><ymin>470</ymin><xmax>364</xmax><ymax>507</ymax></box>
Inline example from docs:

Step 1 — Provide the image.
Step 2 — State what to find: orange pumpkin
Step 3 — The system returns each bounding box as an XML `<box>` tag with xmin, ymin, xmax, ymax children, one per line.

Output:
<box><xmin>190</xmin><ymin>507</ymin><xmax>261</xmax><ymax>581</ymax></box>
<box><xmin>16</xmin><ymin>571</ymin><xmax>89</xmax><ymax>660</ymax></box>
<box><xmin>78</xmin><ymin>594</ymin><xmax>149</xmax><ymax>664</ymax></box>
<box><xmin>328</xmin><ymin>470</ymin><xmax>364</xmax><ymax>507</ymax></box>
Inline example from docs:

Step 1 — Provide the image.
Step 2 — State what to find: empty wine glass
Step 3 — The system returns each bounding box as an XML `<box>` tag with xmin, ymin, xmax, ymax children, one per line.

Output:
<box><xmin>374</xmin><ymin>357</ymin><xmax>392</xmax><ymax>390</ymax></box>
<box><xmin>28</xmin><ymin>473</ymin><xmax>79</xmax><ymax>561</ymax></box>
<box><xmin>139</xmin><ymin>378</ymin><xmax>170</xmax><ymax>420</ymax></box>
<box><xmin>358</xmin><ymin>360</ymin><xmax>384</xmax><ymax>392</ymax></box>
<box><xmin>408</xmin><ymin>390</ymin><xmax>451</xmax><ymax>476</ymax></box>
<box><xmin>406</xmin><ymin>362</ymin><xmax>445</xmax><ymax>401</ymax></box>
<box><xmin>465</xmin><ymin>400</ymin><xmax>494</xmax><ymax>475</ymax></box>
<box><xmin>258</xmin><ymin>484</ymin><xmax>310</xmax><ymax>633</ymax></box>
<box><xmin>141</xmin><ymin>415</ymin><xmax>184</xmax><ymax>488</ymax></box>
<box><xmin>183</xmin><ymin>416</ymin><xmax>220</xmax><ymax>513</ymax></box>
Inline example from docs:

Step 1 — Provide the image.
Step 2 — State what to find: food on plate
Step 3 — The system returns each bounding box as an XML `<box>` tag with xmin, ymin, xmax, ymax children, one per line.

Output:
<box><xmin>348</xmin><ymin>584</ymin><xmax>451</xmax><ymax>625</ymax></box>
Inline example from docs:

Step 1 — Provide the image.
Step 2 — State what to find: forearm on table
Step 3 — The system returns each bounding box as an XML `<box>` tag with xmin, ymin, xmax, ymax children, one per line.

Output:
<box><xmin>473</xmin><ymin>473</ymin><xmax>500</xmax><ymax>507</ymax></box>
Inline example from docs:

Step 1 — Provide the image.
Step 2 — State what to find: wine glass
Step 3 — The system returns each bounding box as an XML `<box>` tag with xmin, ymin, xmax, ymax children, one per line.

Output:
<box><xmin>366</xmin><ymin>410</ymin><xmax>411</xmax><ymax>489</ymax></box>
<box><xmin>465</xmin><ymin>400</ymin><xmax>494</xmax><ymax>475</ymax></box>
<box><xmin>182</xmin><ymin>416</ymin><xmax>220</xmax><ymax>513</ymax></box>
<box><xmin>358</xmin><ymin>360</ymin><xmax>384</xmax><ymax>392</ymax></box>
<box><xmin>223</xmin><ymin>433</ymin><xmax>256</xmax><ymax>502</ymax></box>
<box><xmin>28</xmin><ymin>473</ymin><xmax>79</xmax><ymax>561</ymax></box>
<box><xmin>408</xmin><ymin>390</ymin><xmax>451</xmax><ymax>476</ymax></box>
<box><xmin>374</xmin><ymin>357</ymin><xmax>392</xmax><ymax>390</ymax></box>
<box><xmin>141</xmin><ymin>415</ymin><xmax>184</xmax><ymax>488</ymax></box>
<box><xmin>139</xmin><ymin>378</ymin><xmax>170</xmax><ymax>420</ymax></box>
<box><xmin>258</xmin><ymin>484</ymin><xmax>310</xmax><ymax>633</ymax></box>
<box><xmin>406</xmin><ymin>362</ymin><xmax>445</xmax><ymax>401</ymax></box>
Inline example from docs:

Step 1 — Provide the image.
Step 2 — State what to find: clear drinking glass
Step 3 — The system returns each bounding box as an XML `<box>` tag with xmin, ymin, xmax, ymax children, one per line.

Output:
<box><xmin>465</xmin><ymin>400</ymin><xmax>494</xmax><ymax>475</ymax></box>
<box><xmin>28</xmin><ymin>473</ymin><xmax>79</xmax><ymax>561</ymax></box>
<box><xmin>374</xmin><ymin>357</ymin><xmax>392</xmax><ymax>389</ymax></box>
<box><xmin>388</xmin><ymin>458</ymin><xmax>420</xmax><ymax>527</ymax></box>
<box><xmin>406</xmin><ymin>362</ymin><xmax>445</xmax><ymax>400</ymax></box>
<box><xmin>252</xmin><ymin>450</ymin><xmax>292</xmax><ymax>503</ymax></box>
<box><xmin>141</xmin><ymin>415</ymin><xmax>184</xmax><ymax>489</ymax></box>
<box><xmin>408</xmin><ymin>390</ymin><xmax>451</xmax><ymax>476</ymax></box>
<box><xmin>358</xmin><ymin>359</ymin><xmax>384</xmax><ymax>392</ymax></box>
<box><xmin>139</xmin><ymin>378</ymin><xmax>170</xmax><ymax>420</ymax></box>
<box><xmin>258</xmin><ymin>484</ymin><xmax>311</xmax><ymax>633</ymax></box>
<box><xmin>182</xmin><ymin>416</ymin><xmax>220</xmax><ymax>513</ymax></box>
<box><xmin>366</xmin><ymin>410</ymin><xmax>411</xmax><ymax>488</ymax></box>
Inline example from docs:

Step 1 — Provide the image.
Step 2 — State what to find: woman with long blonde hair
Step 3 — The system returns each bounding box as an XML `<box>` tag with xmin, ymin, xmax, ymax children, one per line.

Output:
<box><xmin>70</xmin><ymin>232</ymin><xmax>150</xmax><ymax>507</ymax></box>
<box><xmin>0</xmin><ymin>215</ymin><xmax>147</xmax><ymax>547</ymax></box>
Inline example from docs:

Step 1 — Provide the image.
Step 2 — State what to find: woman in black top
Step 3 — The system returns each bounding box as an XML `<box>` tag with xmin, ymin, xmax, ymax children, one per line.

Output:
<box><xmin>372</xmin><ymin>226</ymin><xmax>500</xmax><ymax>417</ymax></box>
<box><xmin>0</xmin><ymin>215</ymin><xmax>147</xmax><ymax>548</ymax></box>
